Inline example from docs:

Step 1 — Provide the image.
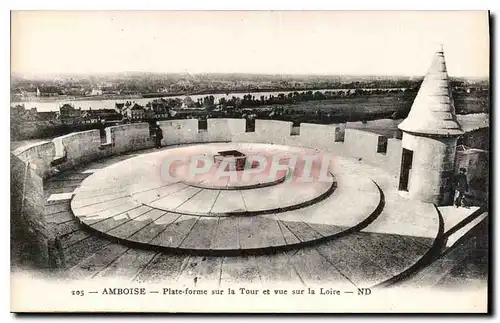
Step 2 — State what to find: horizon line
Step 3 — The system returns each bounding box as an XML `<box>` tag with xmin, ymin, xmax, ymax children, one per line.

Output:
<box><xmin>11</xmin><ymin>71</ymin><xmax>489</xmax><ymax>80</ymax></box>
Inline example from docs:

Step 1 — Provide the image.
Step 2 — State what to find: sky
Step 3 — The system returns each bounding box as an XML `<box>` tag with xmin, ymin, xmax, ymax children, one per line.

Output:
<box><xmin>11</xmin><ymin>11</ymin><xmax>490</xmax><ymax>78</ymax></box>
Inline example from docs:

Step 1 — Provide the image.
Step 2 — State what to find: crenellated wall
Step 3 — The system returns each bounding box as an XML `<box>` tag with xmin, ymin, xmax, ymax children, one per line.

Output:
<box><xmin>254</xmin><ymin>119</ymin><xmax>293</xmax><ymax>144</ymax></box>
<box><xmin>11</xmin><ymin>119</ymin><xmax>414</xmax><ymax>212</ymax></box>
<box><xmin>207</xmin><ymin>118</ymin><xmax>246</xmax><ymax>142</ymax></box>
<box><xmin>299</xmin><ymin>123</ymin><xmax>339</xmax><ymax>149</ymax></box>
<box><xmin>231</xmin><ymin>132</ymin><xmax>258</xmax><ymax>143</ymax></box>
<box><xmin>344</xmin><ymin>129</ymin><xmax>386</xmax><ymax>162</ymax></box>
<box><xmin>13</xmin><ymin>118</ymin><xmax>408</xmax><ymax>181</ymax></box>
<box><xmin>105</xmin><ymin>123</ymin><xmax>154</xmax><ymax>154</ymax></box>
<box><xmin>12</xmin><ymin>118</ymin><xmax>413</xmax><ymax>182</ymax></box>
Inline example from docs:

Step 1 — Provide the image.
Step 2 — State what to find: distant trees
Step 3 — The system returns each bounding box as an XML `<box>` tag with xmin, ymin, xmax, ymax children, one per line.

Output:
<box><xmin>185</xmin><ymin>87</ymin><xmax>421</xmax><ymax>126</ymax></box>
<box><xmin>202</xmin><ymin>88</ymin><xmax>412</xmax><ymax>112</ymax></box>
<box><xmin>202</xmin><ymin>95</ymin><xmax>216</xmax><ymax>111</ymax></box>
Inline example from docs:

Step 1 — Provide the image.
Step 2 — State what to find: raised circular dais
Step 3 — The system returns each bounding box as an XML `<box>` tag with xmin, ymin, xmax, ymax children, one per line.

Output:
<box><xmin>174</xmin><ymin>159</ymin><xmax>289</xmax><ymax>190</ymax></box>
<box><xmin>70</xmin><ymin>143</ymin><xmax>383</xmax><ymax>255</ymax></box>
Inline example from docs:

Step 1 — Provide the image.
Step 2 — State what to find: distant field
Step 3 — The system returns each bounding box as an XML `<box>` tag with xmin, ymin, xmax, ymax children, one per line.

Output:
<box><xmin>282</xmin><ymin>94</ymin><xmax>409</xmax><ymax>112</ymax></box>
<box><xmin>454</xmin><ymin>92</ymin><xmax>490</xmax><ymax>114</ymax></box>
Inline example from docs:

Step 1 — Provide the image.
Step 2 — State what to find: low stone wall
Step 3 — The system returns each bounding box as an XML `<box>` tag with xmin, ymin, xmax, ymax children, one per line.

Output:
<box><xmin>13</xmin><ymin>141</ymin><xmax>56</xmax><ymax>179</ymax></box>
<box><xmin>52</xmin><ymin>129</ymin><xmax>106</xmax><ymax>171</ymax></box>
<box><xmin>254</xmin><ymin>120</ymin><xmax>293</xmax><ymax>144</ymax></box>
<box><xmin>12</xmin><ymin>118</ymin><xmax>409</xmax><ymax>182</ymax></box>
<box><xmin>207</xmin><ymin>118</ymin><xmax>246</xmax><ymax>142</ymax></box>
<box><xmin>105</xmin><ymin>123</ymin><xmax>154</xmax><ymax>154</ymax></box>
<box><xmin>196</xmin><ymin>129</ymin><xmax>211</xmax><ymax>143</ymax></box>
<box><xmin>230</xmin><ymin>132</ymin><xmax>257</xmax><ymax>143</ymax></box>
<box><xmin>385</xmin><ymin>138</ymin><xmax>403</xmax><ymax>174</ymax></box>
<box><xmin>207</xmin><ymin>118</ymin><xmax>231</xmax><ymax>142</ymax></box>
<box><xmin>11</xmin><ymin>153</ymin><xmax>60</xmax><ymax>269</ymax></box>
<box><xmin>344</xmin><ymin>129</ymin><xmax>386</xmax><ymax>162</ymax></box>
<box><xmin>14</xmin><ymin>119</ymin><xmax>404</xmax><ymax>179</ymax></box>
<box><xmin>299</xmin><ymin>123</ymin><xmax>339</xmax><ymax>149</ymax></box>
<box><xmin>158</xmin><ymin>119</ymin><xmax>199</xmax><ymax>145</ymax></box>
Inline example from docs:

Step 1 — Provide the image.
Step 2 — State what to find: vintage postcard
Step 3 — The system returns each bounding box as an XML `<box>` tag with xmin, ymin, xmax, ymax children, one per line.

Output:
<box><xmin>10</xmin><ymin>10</ymin><xmax>490</xmax><ymax>313</ymax></box>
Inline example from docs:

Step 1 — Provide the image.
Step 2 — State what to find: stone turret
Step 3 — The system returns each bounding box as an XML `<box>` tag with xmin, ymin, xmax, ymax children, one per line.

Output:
<box><xmin>397</xmin><ymin>48</ymin><xmax>464</xmax><ymax>205</ymax></box>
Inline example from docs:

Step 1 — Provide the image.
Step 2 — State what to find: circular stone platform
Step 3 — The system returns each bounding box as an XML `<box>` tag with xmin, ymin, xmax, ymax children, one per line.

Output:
<box><xmin>73</xmin><ymin>143</ymin><xmax>337</xmax><ymax>216</ymax></box>
<box><xmin>70</xmin><ymin>143</ymin><xmax>383</xmax><ymax>255</ymax></box>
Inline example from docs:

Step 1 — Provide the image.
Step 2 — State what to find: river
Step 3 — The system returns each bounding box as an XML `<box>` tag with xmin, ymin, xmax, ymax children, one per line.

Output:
<box><xmin>11</xmin><ymin>88</ymin><xmax>405</xmax><ymax>112</ymax></box>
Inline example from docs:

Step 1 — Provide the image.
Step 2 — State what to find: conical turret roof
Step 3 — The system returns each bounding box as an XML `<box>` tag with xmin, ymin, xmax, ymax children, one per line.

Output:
<box><xmin>398</xmin><ymin>49</ymin><xmax>464</xmax><ymax>136</ymax></box>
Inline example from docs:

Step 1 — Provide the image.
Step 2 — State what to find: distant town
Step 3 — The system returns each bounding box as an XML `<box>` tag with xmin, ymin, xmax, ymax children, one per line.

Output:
<box><xmin>11</xmin><ymin>72</ymin><xmax>488</xmax><ymax>101</ymax></box>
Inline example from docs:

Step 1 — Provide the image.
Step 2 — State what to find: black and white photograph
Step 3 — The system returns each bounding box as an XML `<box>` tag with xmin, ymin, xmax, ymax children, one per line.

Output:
<box><xmin>9</xmin><ymin>10</ymin><xmax>490</xmax><ymax>313</ymax></box>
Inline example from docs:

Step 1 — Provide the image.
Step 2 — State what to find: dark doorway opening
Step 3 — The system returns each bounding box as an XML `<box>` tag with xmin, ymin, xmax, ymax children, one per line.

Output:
<box><xmin>377</xmin><ymin>136</ymin><xmax>388</xmax><ymax>154</ymax></box>
<box><xmin>399</xmin><ymin>148</ymin><xmax>413</xmax><ymax>191</ymax></box>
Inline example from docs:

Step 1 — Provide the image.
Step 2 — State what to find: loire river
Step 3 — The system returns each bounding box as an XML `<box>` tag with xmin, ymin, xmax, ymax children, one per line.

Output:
<box><xmin>12</xmin><ymin>88</ymin><xmax>404</xmax><ymax>112</ymax></box>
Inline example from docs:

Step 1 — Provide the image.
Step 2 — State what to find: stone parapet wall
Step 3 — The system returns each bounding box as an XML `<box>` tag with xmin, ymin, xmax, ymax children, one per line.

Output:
<box><xmin>11</xmin><ymin>153</ymin><xmax>58</xmax><ymax>269</ymax></box>
<box><xmin>13</xmin><ymin>141</ymin><xmax>56</xmax><ymax>179</ymax></box>
<box><xmin>344</xmin><ymin>129</ymin><xmax>384</xmax><ymax>161</ymax></box>
<box><xmin>230</xmin><ymin>132</ymin><xmax>259</xmax><ymax>143</ymax></box>
<box><xmin>254</xmin><ymin>120</ymin><xmax>293</xmax><ymax>144</ymax></box>
<box><xmin>207</xmin><ymin>118</ymin><xmax>246</xmax><ymax>142</ymax></box>
<box><xmin>13</xmin><ymin>119</ymin><xmax>405</xmax><ymax>180</ymax></box>
<box><xmin>14</xmin><ymin>118</ymin><xmax>405</xmax><ymax>181</ymax></box>
<box><xmin>157</xmin><ymin>119</ymin><xmax>199</xmax><ymax>145</ymax></box>
<box><xmin>299</xmin><ymin>123</ymin><xmax>339</xmax><ymax>149</ymax></box>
